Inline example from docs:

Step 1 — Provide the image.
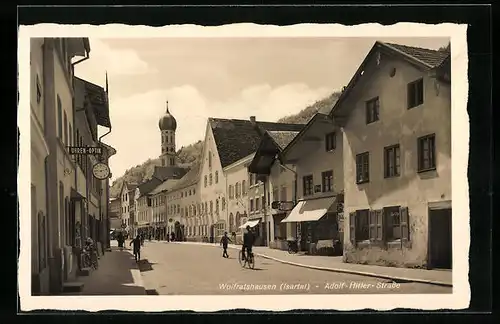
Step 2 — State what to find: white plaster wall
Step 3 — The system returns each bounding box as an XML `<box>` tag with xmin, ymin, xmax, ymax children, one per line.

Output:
<box><xmin>341</xmin><ymin>53</ymin><xmax>451</xmax><ymax>267</ymax></box>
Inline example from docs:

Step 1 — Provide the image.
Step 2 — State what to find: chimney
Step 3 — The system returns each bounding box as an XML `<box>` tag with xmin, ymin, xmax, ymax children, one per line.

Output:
<box><xmin>250</xmin><ymin>116</ymin><xmax>256</xmax><ymax>123</ymax></box>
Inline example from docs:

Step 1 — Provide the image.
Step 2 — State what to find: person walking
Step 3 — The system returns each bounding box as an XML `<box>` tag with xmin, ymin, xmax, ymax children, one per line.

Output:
<box><xmin>129</xmin><ymin>235</ymin><xmax>142</xmax><ymax>262</ymax></box>
<box><xmin>220</xmin><ymin>231</ymin><xmax>232</xmax><ymax>258</ymax></box>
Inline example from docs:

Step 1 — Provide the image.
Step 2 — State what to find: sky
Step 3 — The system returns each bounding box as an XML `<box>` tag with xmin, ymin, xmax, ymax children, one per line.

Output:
<box><xmin>73</xmin><ymin>36</ymin><xmax>448</xmax><ymax>180</ymax></box>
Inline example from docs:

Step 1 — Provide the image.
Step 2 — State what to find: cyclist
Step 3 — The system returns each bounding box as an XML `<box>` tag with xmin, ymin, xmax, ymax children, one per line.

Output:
<box><xmin>241</xmin><ymin>225</ymin><xmax>255</xmax><ymax>261</ymax></box>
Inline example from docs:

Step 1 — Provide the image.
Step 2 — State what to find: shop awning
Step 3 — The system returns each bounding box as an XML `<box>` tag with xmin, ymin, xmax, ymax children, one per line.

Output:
<box><xmin>281</xmin><ymin>196</ymin><xmax>336</xmax><ymax>223</ymax></box>
<box><xmin>239</xmin><ymin>219</ymin><xmax>260</xmax><ymax>229</ymax></box>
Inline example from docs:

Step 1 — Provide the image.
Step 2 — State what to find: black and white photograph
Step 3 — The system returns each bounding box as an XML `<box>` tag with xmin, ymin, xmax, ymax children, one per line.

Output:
<box><xmin>18</xmin><ymin>22</ymin><xmax>469</xmax><ymax>311</ymax></box>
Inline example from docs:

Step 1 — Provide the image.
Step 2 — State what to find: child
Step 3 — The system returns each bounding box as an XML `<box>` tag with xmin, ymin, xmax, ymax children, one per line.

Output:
<box><xmin>220</xmin><ymin>231</ymin><xmax>232</xmax><ymax>258</ymax></box>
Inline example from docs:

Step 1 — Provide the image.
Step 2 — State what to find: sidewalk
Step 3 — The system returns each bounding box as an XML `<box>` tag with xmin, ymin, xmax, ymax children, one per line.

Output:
<box><xmin>165</xmin><ymin>241</ymin><xmax>452</xmax><ymax>287</ymax></box>
<box><xmin>75</xmin><ymin>243</ymin><xmax>146</xmax><ymax>295</ymax></box>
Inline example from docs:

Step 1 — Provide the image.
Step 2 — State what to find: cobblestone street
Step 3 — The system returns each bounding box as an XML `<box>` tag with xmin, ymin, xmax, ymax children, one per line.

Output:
<box><xmin>137</xmin><ymin>242</ymin><xmax>451</xmax><ymax>295</ymax></box>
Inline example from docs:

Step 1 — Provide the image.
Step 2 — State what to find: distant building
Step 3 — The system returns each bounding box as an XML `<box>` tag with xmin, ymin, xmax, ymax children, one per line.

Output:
<box><xmin>109</xmin><ymin>198</ymin><xmax>121</xmax><ymax>230</ymax></box>
<box><xmin>149</xmin><ymin>178</ymin><xmax>179</xmax><ymax>240</ymax></box>
<box><xmin>224</xmin><ymin>154</ymin><xmax>253</xmax><ymax>244</ymax></box>
<box><xmin>331</xmin><ymin>41</ymin><xmax>451</xmax><ymax>269</ymax></box>
<box><xmin>118</xmin><ymin>181</ymin><xmax>137</xmax><ymax>233</ymax></box>
<box><xmin>197</xmin><ymin>116</ymin><xmax>303</xmax><ymax>244</ymax></box>
<box><xmin>164</xmin><ymin>164</ymin><xmax>200</xmax><ymax>241</ymax></box>
<box><xmin>248</xmin><ymin>129</ymin><xmax>300</xmax><ymax>250</ymax></box>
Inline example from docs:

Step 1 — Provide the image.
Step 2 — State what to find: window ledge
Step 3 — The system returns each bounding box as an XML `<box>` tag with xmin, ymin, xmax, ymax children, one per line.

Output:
<box><xmin>407</xmin><ymin>104</ymin><xmax>424</xmax><ymax>110</ymax></box>
<box><xmin>417</xmin><ymin>167</ymin><xmax>437</xmax><ymax>174</ymax></box>
<box><xmin>356</xmin><ymin>180</ymin><xmax>370</xmax><ymax>185</ymax></box>
<box><xmin>366</xmin><ymin>119</ymin><xmax>379</xmax><ymax>125</ymax></box>
<box><xmin>384</xmin><ymin>174</ymin><xmax>401</xmax><ymax>179</ymax></box>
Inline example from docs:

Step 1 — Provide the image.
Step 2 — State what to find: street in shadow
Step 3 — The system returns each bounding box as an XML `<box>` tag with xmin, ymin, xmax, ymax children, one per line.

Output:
<box><xmin>137</xmin><ymin>259</ymin><xmax>157</xmax><ymax>272</ymax></box>
<box><xmin>78</xmin><ymin>249</ymin><xmax>146</xmax><ymax>295</ymax></box>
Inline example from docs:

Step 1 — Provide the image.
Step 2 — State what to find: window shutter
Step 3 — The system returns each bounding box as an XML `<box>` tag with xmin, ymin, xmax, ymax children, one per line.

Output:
<box><xmin>375</xmin><ymin>209</ymin><xmax>385</xmax><ymax>245</ymax></box>
<box><xmin>400</xmin><ymin>206</ymin><xmax>410</xmax><ymax>248</ymax></box>
<box><xmin>369</xmin><ymin>210</ymin><xmax>376</xmax><ymax>241</ymax></box>
<box><xmin>349</xmin><ymin>212</ymin><xmax>356</xmax><ymax>246</ymax></box>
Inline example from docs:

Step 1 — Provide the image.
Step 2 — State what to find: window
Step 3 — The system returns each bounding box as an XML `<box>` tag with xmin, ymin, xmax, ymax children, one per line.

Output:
<box><xmin>208</xmin><ymin>152</ymin><xmax>212</xmax><ymax>168</ymax></box>
<box><xmin>204</xmin><ymin>175</ymin><xmax>207</xmax><ymax>187</ymax></box>
<box><xmin>210</xmin><ymin>201</ymin><xmax>213</xmax><ymax>214</ymax></box>
<box><xmin>321</xmin><ymin>170</ymin><xmax>334</xmax><ymax>192</ymax></box>
<box><xmin>242</xmin><ymin>180</ymin><xmax>247</xmax><ymax>195</ymax></box>
<box><xmin>384</xmin><ymin>145</ymin><xmax>401</xmax><ymax>178</ymax></box>
<box><xmin>418</xmin><ymin>134</ymin><xmax>436</xmax><ymax>171</ymax></box>
<box><xmin>204</xmin><ymin>202</ymin><xmax>208</xmax><ymax>214</ymax></box>
<box><xmin>229</xmin><ymin>185</ymin><xmax>234</xmax><ymax>199</ymax></box>
<box><xmin>325</xmin><ymin>132</ymin><xmax>336</xmax><ymax>151</ymax></box>
<box><xmin>222</xmin><ymin>198</ymin><xmax>226</xmax><ymax>211</ymax></box>
<box><xmin>209</xmin><ymin>173</ymin><xmax>213</xmax><ymax>186</ymax></box>
<box><xmin>255</xmin><ymin>198</ymin><xmax>260</xmax><ymax>211</ymax></box>
<box><xmin>355</xmin><ymin>152</ymin><xmax>370</xmax><ymax>184</ymax></box>
<box><xmin>302</xmin><ymin>175</ymin><xmax>313</xmax><ymax>196</ymax></box>
<box><xmin>181</xmin><ymin>192</ymin><xmax>183</xmax><ymax>198</ymax></box>
<box><xmin>355</xmin><ymin>209</ymin><xmax>369</xmax><ymax>241</ymax></box>
<box><xmin>384</xmin><ymin>206</ymin><xmax>401</xmax><ymax>241</ymax></box>
<box><xmin>236</xmin><ymin>182</ymin><xmax>241</xmax><ymax>198</ymax></box>
<box><xmin>407</xmin><ymin>78</ymin><xmax>424</xmax><ymax>109</ymax></box>
<box><xmin>215</xmin><ymin>171</ymin><xmax>219</xmax><ymax>184</ymax></box>
<box><xmin>57</xmin><ymin>96</ymin><xmax>62</xmax><ymax>139</ymax></box>
<box><xmin>170</xmin><ymin>157</ymin><xmax>175</xmax><ymax>165</ymax></box>
<box><xmin>366</xmin><ymin>97</ymin><xmax>380</xmax><ymax>124</ymax></box>
<box><xmin>216</xmin><ymin>199</ymin><xmax>219</xmax><ymax>213</ymax></box>
<box><xmin>250</xmin><ymin>199</ymin><xmax>254</xmax><ymax>212</ymax></box>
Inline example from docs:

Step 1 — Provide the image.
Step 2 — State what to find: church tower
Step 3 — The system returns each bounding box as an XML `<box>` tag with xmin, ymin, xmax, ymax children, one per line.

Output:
<box><xmin>158</xmin><ymin>100</ymin><xmax>177</xmax><ymax>167</ymax></box>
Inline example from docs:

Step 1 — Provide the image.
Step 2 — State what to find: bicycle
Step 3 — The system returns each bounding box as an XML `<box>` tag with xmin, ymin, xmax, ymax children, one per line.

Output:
<box><xmin>238</xmin><ymin>249</ymin><xmax>255</xmax><ymax>269</ymax></box>
<box><xmin>82</xmin><ymin>243</ymin><xmax>99</xmax><ymax>270</ymax></box>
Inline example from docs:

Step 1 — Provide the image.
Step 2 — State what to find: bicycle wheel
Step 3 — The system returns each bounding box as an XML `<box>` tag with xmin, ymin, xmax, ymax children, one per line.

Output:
<box><xmin>238</xmin><ymin>250</ymin><xmax>244</xmax><ymax>267</ymax></box>
<box><xmin>248</xmin><ymin>254</ymin><xmax>255</xmax><ymax>269</ymax></box>
<box><xmin>83</xmin><ymin>253</ymin><xmax>91</xmax><ymax>268</ymax></box>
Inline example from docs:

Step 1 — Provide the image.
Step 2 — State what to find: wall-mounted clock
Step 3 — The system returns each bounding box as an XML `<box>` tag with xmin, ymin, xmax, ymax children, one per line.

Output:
<box><xmin>92</xmin><ymin>162</ymin><xmax>110</xmax><ymax>180</ymax></box>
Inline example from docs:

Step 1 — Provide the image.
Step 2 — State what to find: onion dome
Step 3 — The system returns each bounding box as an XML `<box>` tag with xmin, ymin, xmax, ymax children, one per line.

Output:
<box><xmin>158</xmin><ymin>100</ymin><xmax>177</xmax><ymax>131</ymax></box>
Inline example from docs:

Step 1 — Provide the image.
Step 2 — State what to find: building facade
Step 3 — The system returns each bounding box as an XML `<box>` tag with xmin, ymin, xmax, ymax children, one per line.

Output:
<box><xmin>280</xmin><ymin>112</ymin><xmax>344</xmax><ymax>255</ymax></box>
<box><xmin>248</xmin><ymin>130</ymin><xmax>301</xmax><ymax>250</ymax></box>
<box><xmin>224</xmin><ymin>154</ymin><xmax>252</xmax><ymax>244</ymax></box>
<box><xmin>109</xmin><ymin>198</ymin><xmax>121</xmax><ymax>230</ymax></box>
<box><xmin>198</xmin><ymin>120</ymin><xmax>227</xmax><ymax>242</ymax></box>
<box><xmin>331</xmin><ymin>41</ymin><xmax>452</xmax><ymax>269</ymax></box>
<box><xmin>168</xmin><ymin>165</ymin><xmax>200</xmax><ymax>241</ymax></box>
<box><xmin>31</xmin><ymin>37</ymin><xmax>115</xmax><ymax>295</ymax></box>
<box><xmin>149</xmin><ymin>179</ymin><xmax>179</xmax><ymax>240</ymax></box>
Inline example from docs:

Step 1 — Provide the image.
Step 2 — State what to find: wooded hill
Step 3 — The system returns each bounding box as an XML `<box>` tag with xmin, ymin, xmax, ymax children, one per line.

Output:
<box><xmin>109</xmin><ymin>91</ymin><xmax>341</xmax><ymax>198</ymax></box>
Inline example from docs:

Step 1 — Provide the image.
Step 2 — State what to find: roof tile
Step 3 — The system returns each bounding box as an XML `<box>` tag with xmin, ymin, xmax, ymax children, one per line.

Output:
<box><xmin>382</xmin><ymin>42</ymin><xmax>450</xmax><ymax>68</ymax></box>
<box><xmin>210</xmin><ymin>118</ymin><xmax>303</xmax><ymax>168</ymax></box>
